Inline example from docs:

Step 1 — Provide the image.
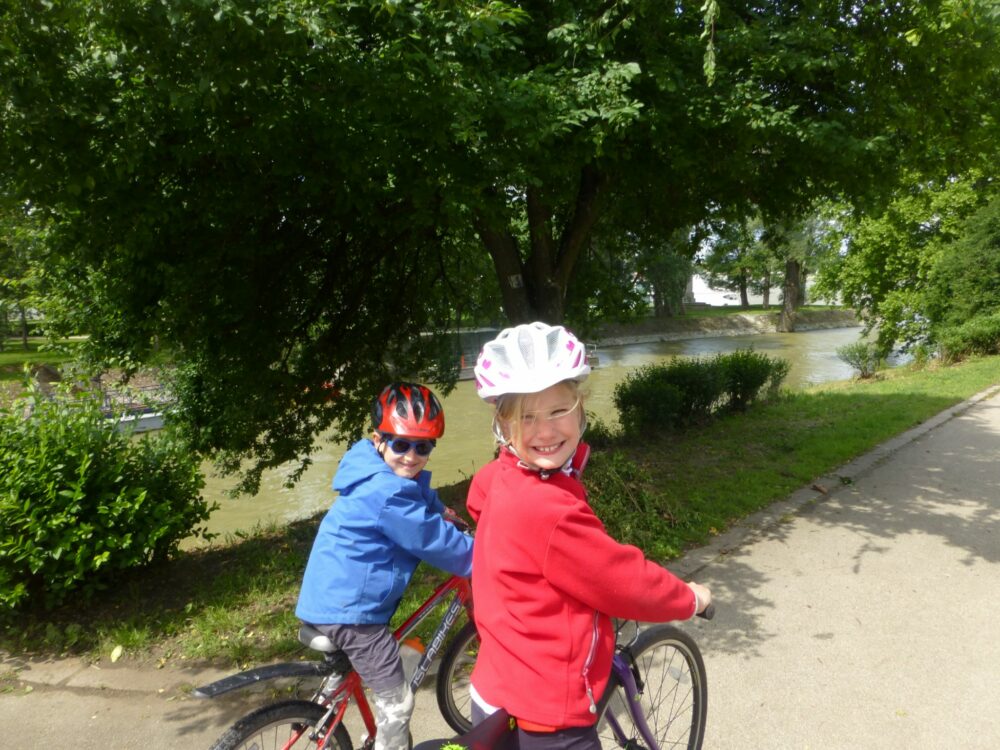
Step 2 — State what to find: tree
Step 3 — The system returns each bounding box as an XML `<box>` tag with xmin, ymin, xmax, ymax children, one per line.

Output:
<box><xmin>636</xmin><ymin>229</ymin><xmax>697</xmax><ymax>319</ymax></box>
<box><xmin>813</xmin><ymin>173</ymin><xmax>995</xmax><ymax>352</ymax></box>
<box><xmin>0</xmin><ymin>204</ymin><xmax>48</xmax><ymax>350</ymax></box>
<box><xmin>2</xmin><ymin>0</ymin><xmax>1000</xmax><ymax>487</ymax></box>
<box><xmin>923</xmin><ymin>193</ymin><xmax>1000</xmax><ymax>340</ymax></box>
<box><xmin>463</xmin><ymin>0</ymin><xmax>1000</xmax><ymax>323</ymax></box>
<box><xmin>699</xmin><ymin>218</ymin><xmax>759</xmax><ymax>308</ymax></box>
<box><xmin>761</xmin><ymin>212</ymin><xmax>830</xmax><ymax>331</ymax></box>
<box><xmin>564</xmin><ymin>231</ymin><xmax>650</xmax><ymax>329</ymax></box>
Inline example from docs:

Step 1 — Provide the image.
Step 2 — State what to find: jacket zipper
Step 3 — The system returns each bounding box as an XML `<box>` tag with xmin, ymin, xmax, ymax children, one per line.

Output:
<box><xmin>581</xmin><ymin>610</ymin><xmax>600</xmax><ymax>714</ymax></box>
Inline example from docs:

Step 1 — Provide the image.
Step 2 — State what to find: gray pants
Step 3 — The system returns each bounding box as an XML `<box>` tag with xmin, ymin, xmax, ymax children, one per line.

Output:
<box><xmin>310</xmin><ymin>623</ymin><xmax>414</xmax><ymax>750</ymax></box>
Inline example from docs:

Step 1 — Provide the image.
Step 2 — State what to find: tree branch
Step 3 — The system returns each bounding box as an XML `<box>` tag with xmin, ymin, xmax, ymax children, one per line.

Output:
<box><xmin>555</xmin><ymin>165</ymin><xmax>608</xmax><ymax>290</ymax></box>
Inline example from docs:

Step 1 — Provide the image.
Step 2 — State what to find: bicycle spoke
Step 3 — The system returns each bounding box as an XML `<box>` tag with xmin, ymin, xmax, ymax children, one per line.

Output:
<box><xmin>599</xmin><ymin>626</ymin><xmax>707</xmax><ymax>750</ymax></box>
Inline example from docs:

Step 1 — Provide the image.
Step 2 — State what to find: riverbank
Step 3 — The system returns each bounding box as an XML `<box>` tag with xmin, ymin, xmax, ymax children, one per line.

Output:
<box><xmin>5</xmin><ymin>383</ymin><xmax>998</xmax><ymax>750</ymax></box>
<box><xmin>3</xmin><ymin>352</ymin><xmax>998</xmax><ymax>671</ymax></box>
<box><xmin>594</xmin><ymin>307</ymin><xmax>859</xmax><ymax>346</ymax></box>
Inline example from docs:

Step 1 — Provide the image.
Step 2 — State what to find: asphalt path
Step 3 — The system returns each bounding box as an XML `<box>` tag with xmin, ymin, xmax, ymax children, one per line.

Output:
<box><xmin>2</xmin><ymin>386</ymin><xmax>998</xmax><ymax>749</ymax></box>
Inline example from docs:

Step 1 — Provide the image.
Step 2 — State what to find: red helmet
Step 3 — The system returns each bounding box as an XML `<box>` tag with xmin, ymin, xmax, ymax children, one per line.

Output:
<box><xmin>372</xmin><ymin>382</ymin><xmax>445</xmax><ymax>439</ymax></box>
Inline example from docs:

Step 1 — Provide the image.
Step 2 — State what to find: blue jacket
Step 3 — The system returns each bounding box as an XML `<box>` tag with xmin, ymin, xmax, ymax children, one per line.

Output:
<box><xmin>295</xmin><ymin>439</ymin><xmax>473</xmax><ymax>625</ymax></box>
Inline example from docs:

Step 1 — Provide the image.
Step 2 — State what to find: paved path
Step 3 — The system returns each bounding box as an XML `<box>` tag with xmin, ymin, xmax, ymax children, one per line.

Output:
<box><xmin>673</xmin><ymin>385</ymin><xmax>1000</xmax><ymax>748</ymax></box>
<box><xmin>2</xmin><ymin>386</ymin><xmax>999</xmax><ymax>748</ymax></box>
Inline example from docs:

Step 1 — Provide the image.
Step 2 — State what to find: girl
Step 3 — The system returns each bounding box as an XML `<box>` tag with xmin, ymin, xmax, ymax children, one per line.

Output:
<box><xmin>466</xmin><ymin>322</ymin><xmax>711</xmax><ymax>750</ymax></box>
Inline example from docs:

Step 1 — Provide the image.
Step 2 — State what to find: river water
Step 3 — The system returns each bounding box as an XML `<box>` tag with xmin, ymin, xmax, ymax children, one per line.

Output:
<box><xmin>197</xmin><ymin>326</ymin><xmax>878</xmax><ymax>540</ymax></box>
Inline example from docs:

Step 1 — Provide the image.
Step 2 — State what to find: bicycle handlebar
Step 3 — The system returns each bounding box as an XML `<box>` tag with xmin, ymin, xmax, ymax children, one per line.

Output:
<box><xmin>697</xmin><ymin>603</ymin><xmax>715</xmax><ymax>620</ymax></box>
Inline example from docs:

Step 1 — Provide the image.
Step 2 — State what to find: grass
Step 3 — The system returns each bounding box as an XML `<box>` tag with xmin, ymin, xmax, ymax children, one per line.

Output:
<box><xmin>0</xmin><ymin>338</ymin><xmax>75</xmax><ymax>376</ymax></box>
<box><xmin>677</xmin><ymin>303</ymin><xmax>842</xmax><ymax>319</ymax></box>
<box><xmin>1</xmin><ymin>346</ymin><xmax>997</xmax><ymax>672</ymax></box>
<box><xmin>590</xmin><ymin>355</ymin><xmax>1000</xmax><ymax>559</ymax></box>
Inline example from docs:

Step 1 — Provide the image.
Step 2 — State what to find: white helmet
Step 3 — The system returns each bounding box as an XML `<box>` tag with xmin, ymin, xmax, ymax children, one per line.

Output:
<box><xmin>474</xmin><ymin>322</ymin><xmax>590</xmax><ymax>402</ymax></box>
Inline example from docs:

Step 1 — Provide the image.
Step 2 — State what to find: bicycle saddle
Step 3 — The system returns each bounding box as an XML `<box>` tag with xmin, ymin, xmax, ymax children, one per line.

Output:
<box><xmin>299</xmin><ymin>624</ymin><xmax>339</xmax><ymax>652</ymax></box>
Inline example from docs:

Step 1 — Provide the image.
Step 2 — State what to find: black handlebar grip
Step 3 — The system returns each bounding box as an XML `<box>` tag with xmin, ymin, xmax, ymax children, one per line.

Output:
<box><xmin>697</xmin><ymin>603</ymin><xmax>715</xmax><ymax>620</ymax></box>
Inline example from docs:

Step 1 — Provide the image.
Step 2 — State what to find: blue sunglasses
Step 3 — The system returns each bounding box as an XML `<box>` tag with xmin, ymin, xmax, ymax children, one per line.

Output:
<box><xmin>380</xmin><ymin>434</ymin><xmax>436</xmax><ymax>457</ymax></box>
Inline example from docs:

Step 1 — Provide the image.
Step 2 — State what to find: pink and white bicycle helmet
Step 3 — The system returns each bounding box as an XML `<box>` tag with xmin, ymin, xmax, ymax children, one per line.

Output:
<box><xmin>474</xmin><ymin>322</ymin><xmax>590</xmax><ymax>402</ymax></box>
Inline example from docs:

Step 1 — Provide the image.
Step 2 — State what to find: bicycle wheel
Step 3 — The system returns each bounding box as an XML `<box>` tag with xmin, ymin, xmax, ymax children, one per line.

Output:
<box><xmin>435</xmin><ymin>621</ymin><xmax>479</xmax><ymax>733</ymax></box>
<box><xmin>210</xmin><ymin>699</ymin><xmax>354</xmax><ymax>750</ymax></box>
<box><xmin>597</xmin><ymin>624</ymin><xmax>708</xmax><ymax>750</ymax></box>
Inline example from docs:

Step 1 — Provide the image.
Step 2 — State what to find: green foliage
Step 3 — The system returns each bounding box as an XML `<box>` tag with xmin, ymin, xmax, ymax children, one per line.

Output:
<box><xmin>583</xmin><ymin>412</ymin><xmax>617</xmax><ymax>449</ymax></box>
<box><xmin>2</xmin><ymin>0</ymin><xmax>1000</xmax><ymax>487</ymax></box>
<box><xmin>614</xmin><ymin>367</ymin><xmax>685</xmax><ymax>436</ymax></box>
<box><xmin>924</xmin><ymin>195</ymin><xmax>1000</xmax><ymax>335</ymax></box>
<box><xmin>0</xmin><ymin>381</ymin><xmax>212</xmax><ymax>609</ymax></box>
<box><xmin>937</xmin><ymin>313</ymin><xmax>1000</xmax><ymax>360</ymax></box>
<box><xmin>836</xmin><ymin>341</ymin><xmax>884</xmax><ymax>379</ymax></box>
<box><xmin>722</xmin><ymin>348</ymin><xmax>790</xmax><ymax>411</ymax></box>
<box><xmin>564</xmin><ymin>236</ymin><xmax>650</xmax><ymax>330</ymax></box>
<box><xmin>815</xmin><ymin>173</ymin><xmax>997</xmax><ymax>352</ymax></box>
<box><xmin>613</xmin><ymin>350</ymin><xmax>789</xmax><ymax>436</ymax></box>
<box><xmin>585</xmin><ymin>451</ymin><xmax>687</xmax><ymax>560</ymax></box>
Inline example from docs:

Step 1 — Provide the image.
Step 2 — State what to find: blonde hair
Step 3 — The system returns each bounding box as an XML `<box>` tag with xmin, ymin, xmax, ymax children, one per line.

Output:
<box><xmin>493</xmin><ymin>380</ymin><xmax>587</xmax><ymax>447</ymax></box>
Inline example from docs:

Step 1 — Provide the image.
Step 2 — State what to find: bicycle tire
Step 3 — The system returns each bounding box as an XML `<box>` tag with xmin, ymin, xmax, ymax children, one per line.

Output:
<box><xmin>209</xmin><ymin>699</ymin><xmax>354</xmax><ymax>750</ymax></box>
<box><xmin>435</xmin><ymin>621</ymin><xmax>479</xmax><ymax>733</ymax></box>
<box><xmin>597</xmin><ymin>624</ymin><xmax>708</xmax><ymax>750</ymax></box>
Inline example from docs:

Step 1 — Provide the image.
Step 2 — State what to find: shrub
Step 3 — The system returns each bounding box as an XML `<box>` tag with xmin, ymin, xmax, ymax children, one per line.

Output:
<box><xmin>583</xmin><ymin>412</ymin><xmax>618</xmax><ymax>449</ymax></box>
<box><xmin>836</xmin><ymin>341</ymin><xmax>883</xmax><ymax>379</ymax></box>
<box><xmin>613</xmin><ymin>351</ymin><xmax>789</xmax><ymax>436</ymax></box>
<box><xmin>936</xmin><ymin>312</ymin><xmax>1000</xmax><ymax>361</ymax></box>
<box><xmin>613</xmin><ymin>365</ymin><xmax>686</xmax><ymax>436</ymax></box>
<box><xmin>719</xmin><ymin>348</ymin><xmax>788</xmax><ymax>411</ymax></box>
<box><xmin>585</xmin><ymin>451</ymin><xmax>685</xmax><ymax>559</ymax></box>
<box><xmin>0</xmin><ymin>381</ymin><xmax>213</xmax><ymax>609</ymax></box>
<box><xmin>663</xmin><ymin>357</ymin><xmax>727</xmax><ymax>422</ymax></box>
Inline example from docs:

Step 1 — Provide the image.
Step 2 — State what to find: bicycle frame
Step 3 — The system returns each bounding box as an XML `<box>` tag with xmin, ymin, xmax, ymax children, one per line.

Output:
<box><xmin>321</xmin><ymin>575</ymin><xmax>473</xmax><ymax>747</ymax></box>
<box><xmin>392</xmin><ymin>575</ymin><xmax>473</xmax><ymax>693</ymax></box>
<box><xmin>196</xmin><ymin>573</ymin><xmax>473</xmax><ymax>750</ymax></box>
<box><xmin>601</xmin><ymin>651</ymin><xmax>658</xmax><ymax>750</ymax></box>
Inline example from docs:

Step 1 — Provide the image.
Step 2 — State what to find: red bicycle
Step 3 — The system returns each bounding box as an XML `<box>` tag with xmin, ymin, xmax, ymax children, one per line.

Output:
<box><xmin>196</xmin><ymin>573</ymin><xmax>475</xmax><ymax>750</ymax></box>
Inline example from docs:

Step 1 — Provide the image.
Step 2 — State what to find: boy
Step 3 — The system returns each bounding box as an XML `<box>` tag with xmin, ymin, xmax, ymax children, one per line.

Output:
<box><xmin>296</xmin><ymin>382</ymin><xmax>473</xmax><ymax>750</ymax></box>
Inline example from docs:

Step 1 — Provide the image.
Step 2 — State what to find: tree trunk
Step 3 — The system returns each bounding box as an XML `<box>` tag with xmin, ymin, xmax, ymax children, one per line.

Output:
<box><xmin>475</xmin><ymin>167</ymin><xmax>606</xmax><ymax>325</ymax></box>
<box><xmin>475</xmin><ymin>215</ymin><xmax>536</xmax><ymax>324</ymax></box>
<box><xmin>762</xmin><ymin>270</ymin><xmax>771</xmax><ymax>310</ymax></box>
<box><xmin>739</xmin><ymin>271</ymin><xmax>750</xmax><ymax>308</ymax></box>
<box><xmin>18</xmin><ymin>304</ymin><xmax>29</xmax><ymax>350</ymax></box>
<box><xmin>652</xmin><ymin>285</ymin><xmax>665</xmax><ymax>317</ymax></box>
<box><xmin>797</xmin><ymin>267</ymin><xmax>808</xmax><ymax>307</ymax></box>
<box><xmin>778</xmin><ymin>259</ymin><xmax>801</xmax><ymax>332</ymax></box>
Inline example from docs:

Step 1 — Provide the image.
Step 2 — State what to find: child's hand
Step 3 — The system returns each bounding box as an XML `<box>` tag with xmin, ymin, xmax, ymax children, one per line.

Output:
<box><xmin>442</xmin><ymin>506</ymin><xmax>470</xmax><ymax>531</ymax></box>
<box><xmin>687</xmin><ymin>582</ymin><xmax>712</xmax><ymax>614</ymax></box>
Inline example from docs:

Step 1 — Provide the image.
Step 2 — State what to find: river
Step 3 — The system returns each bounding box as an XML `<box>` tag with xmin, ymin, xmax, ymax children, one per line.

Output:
<box><xmin>196</xmin><ymin>326</ymin><xmax>883</xmax><ymax>540</ymax></box>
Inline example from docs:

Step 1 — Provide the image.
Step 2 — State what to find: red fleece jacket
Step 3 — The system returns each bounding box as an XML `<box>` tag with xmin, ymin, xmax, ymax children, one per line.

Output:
<box><xmin>466</xmin><ymin>446</ymin><xmax>696</xmax><ymax>728</ymax></box>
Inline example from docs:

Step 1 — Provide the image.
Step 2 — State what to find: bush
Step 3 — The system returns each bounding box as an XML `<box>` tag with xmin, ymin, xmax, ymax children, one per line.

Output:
<box><xmin>613</xmin><ymin>361</ymin><xmax>706</xmax><ymax>436</ymax></box>
<box><xmin>613</xmin><ymin>351</ymin><xmax>789</xmax><ymax>436</ymax></box>
<box><xmin>585</xmin><ymin>451</ymin><xmax>685</xmax><ymax>559</ymax></box>
<box><xmin>937</xmin><ymin>312</ymin><xmax>1000</xmax><ymax>360</ymax></box>
<box><xmin>583</xmin><ymin>412</ymin><xmax>618</xmax><ymax>449</ymax></box>
<box><xmin>720</xmin><ymin>348</ymin><xmax>789</xmax><ymax>411</ymax></box>
<box><xmin>0</xmin><ymin>381</ymin><xmax>213</xmax><ymax>609</ymax></box>
<box><xmin>836</xmin><ymin>341</ymin><xmax>883</xmax><ymax>379</ymax></box>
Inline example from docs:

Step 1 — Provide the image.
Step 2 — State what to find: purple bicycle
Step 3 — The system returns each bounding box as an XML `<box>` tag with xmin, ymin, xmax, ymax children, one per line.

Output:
<box><xmin>425</xmin><ymin>605</ymin><xmax>715</xmax><ymax>750</ymax></box>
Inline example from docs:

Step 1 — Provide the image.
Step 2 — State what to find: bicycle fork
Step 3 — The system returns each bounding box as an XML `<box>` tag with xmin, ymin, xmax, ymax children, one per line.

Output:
<box><xmin>603</xmin><ymin>651</ymin><xmax>658</xmax><ymax>750</ymax></box>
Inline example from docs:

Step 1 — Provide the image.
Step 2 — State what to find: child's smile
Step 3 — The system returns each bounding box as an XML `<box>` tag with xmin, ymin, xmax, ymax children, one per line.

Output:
<box><xmin>509</xmin><ymin>384</ymin><xmax>582</xmax><ymax>472</ymax></box>
<box><xmin>374</xmin><ymin>434</ymin><xmax>431</xmax><ymax>479</ymax></box>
